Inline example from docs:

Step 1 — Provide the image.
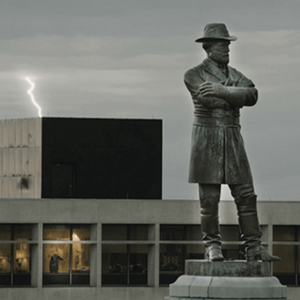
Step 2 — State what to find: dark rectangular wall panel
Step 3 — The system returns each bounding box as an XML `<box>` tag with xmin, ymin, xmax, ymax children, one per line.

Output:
<box><xmin>41</xmin><ymin>118</ymin><xmax>162</xmax><ymax>199</ymax></box>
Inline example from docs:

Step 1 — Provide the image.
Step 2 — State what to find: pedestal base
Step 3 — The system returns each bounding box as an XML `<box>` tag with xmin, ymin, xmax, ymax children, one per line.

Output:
<box><xmin>164</xmin><ymin>260</ymin><xmax>289</xmax><ymax>300</ymax></box>
<box><xmin>165</xmin><ymin>296</ymin><xmax>288</xmax><ymax>300</ymax></box>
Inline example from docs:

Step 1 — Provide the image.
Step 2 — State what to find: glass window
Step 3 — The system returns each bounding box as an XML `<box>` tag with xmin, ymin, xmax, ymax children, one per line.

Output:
<box><xmin>0</xmin><ymin>225</ymin><xmax>11</xmax><ymax>241</ymax></box>
<box><xmin>159</xmin><ymin>244</ymin><xmax>184</xmax><ymax>285</ymax></box>
<box><xmin>298</xmin><ymin>246</ymin><xmax>300</xmax><ymax>286</ymax></box>
<box><xmin>72</xmin><ymin>225</ymin><xmax>91</xmax><ymax>241</ymax></box>
<box><xmin>160</xmin><ymin>225</ymin><xmax>202</xmax><ymax>241</ymax></box>
<box><xmin>160</xmin><ymin>225</ymin><xmax>185</xmax><ymax>240</ymax></box>
<box><xmin>222</xmin><ymin>244</ymin><xmax>244</xmax><ymax>260</ymax></box>
<box><xmin>72</xmin><ymin>244</ymin><xmax>90</xmax><ymax>285</ymax></box>
<box><xmin>273</xmin><ymin>226</ymin><xmax>296</xmax><ymax>242</ymax></box>
<box><xmin>0</xmin><ymin>244</ymin><xmax>11</xmax><ymax>286</ymax></box>
<box><xmin>102</xmin><ymin>244</ymin><xmax>148</xmax><ymax>286</ymax></box>
<box><xmin>102</xmin><ymin>225</ymin><xmax>127</xmax><ymax>241</ymax></box>
<box><xmin>102</xmin><ymin>225</ymin><xmax>148</xmax><ymax>241</ymax></box>
<box><xmin>0</xmin><ymin>225</ymin><xmax>33</xmax><ymax>286</ymax></box>
<box><xmin>14</xmin><ymin>244</ymin><xmax>31</xmax><ymax>285</ymax></box>
<box><xmin>43</xmin><ymin>224</ymin><xmax>92</xmax><ymax>286</ymax></box>
<box><xmin>129</xmin><ymin>225</ymin><xmax>148</xmax><ymax>241</ymax></box>
<box><xmin>220</xmin><ymin>225</ymin><xmax>240</xmax><ymax>241</ymax></box>
<box><xmin>273</xmin><ymin>245</ymin><xmax>296</xmax><ymax>285</ymax></box>
<box><xmin>102</xmin><ymin>244</ymin><xmax>127</xmax><ymax>285</ymax></box>
<box><xmin>129</xmin><ymin>245</ymin><xmax>147</xmax><ymax>285</ymax></box>
<box><xmin>43</xmin><ymin>244</ymin><xmax>70</xmax><ymax>285</ymax></box>
<box><xmin>14</xmin><ymin>225</ymin><xmax>32</xmax><ymax>241</ymax></box>
<box><xmin>43</xmin><ymin>225</ymin><xmax>71</xmax><ymax>241</ymax></box>
<box><xmin>186</xmin><ymin>244</ymin><xmax>205</xmax><ymax>260</ymax></box>
<box><xmin>186</xmin><ymin>226</ymin><xmax>202</xmax><ymax>241</ymax></box>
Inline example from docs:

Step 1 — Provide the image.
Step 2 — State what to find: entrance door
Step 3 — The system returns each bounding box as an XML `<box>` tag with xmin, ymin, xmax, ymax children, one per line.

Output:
<box><xmin>51</xmin><ymin>163</ymin><xmax>76</xmax><ymax>198</ymax></box>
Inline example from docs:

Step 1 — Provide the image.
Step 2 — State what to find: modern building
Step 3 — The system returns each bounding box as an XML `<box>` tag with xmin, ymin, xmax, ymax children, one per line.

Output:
<box><xmin>0</xmin><ymin>118</ymin><xmax>299</xmax><ymax>300</ymax></box>
<box><xmin>0</xmin><ymin>118</ymin><xmax>162</xmax><ymax>199</ymax></box>
<box><xmin>0</xmin><ymin>199</ymin><xmax>299</xmax><ymax>300</ymax></box>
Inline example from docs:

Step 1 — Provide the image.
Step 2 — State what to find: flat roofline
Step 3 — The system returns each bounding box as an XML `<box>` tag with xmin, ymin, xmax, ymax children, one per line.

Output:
<box><xmin>0</xmin><ymin>198</ymin><xmax>299</xmax><ymax>203</ymax></box>
<box><xmin>0</xmin><ymin>117</ymin><xmax>163</xmax><ymax>121</ymax></box>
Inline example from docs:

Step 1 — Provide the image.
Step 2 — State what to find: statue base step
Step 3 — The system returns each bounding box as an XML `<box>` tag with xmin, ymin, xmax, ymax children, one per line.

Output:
<box><xmin>166</xmin><ymin>298</ymin><xmax>288</xmax><ymax>300</ymax></box>
<box><xmin>164</xmin><ymin>260</ymin><xmax>289</xmax><ymax>300</ymax></box>
<box><xmin>185</xmin><ymin>259</ymin><xmax>271</xmax><ymax>277</ymax></box>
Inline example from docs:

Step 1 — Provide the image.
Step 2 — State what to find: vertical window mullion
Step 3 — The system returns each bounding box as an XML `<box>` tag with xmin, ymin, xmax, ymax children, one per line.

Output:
<box><xmin>127</xmin><ymin>244</ymin><xmax>130</xmax><ymax>286</ymax></box>
<box><xmin>70</xmin><ymin>227</ymin><xmax>73</xmax><ymax>286</ymax></box>
<box><xmin>296</xmin><ymin>227</ymin><xmax>298</xmax><ymax>286</ymax></box>
<box><xmin>127</xmin><ymin>225</ymin><xmax>130</xmax><ymax>286</ymax></box>
<box><xmin>11</xmin><ymin>225</ymin><xmax>14</xmax><ymax>286</ymax></box>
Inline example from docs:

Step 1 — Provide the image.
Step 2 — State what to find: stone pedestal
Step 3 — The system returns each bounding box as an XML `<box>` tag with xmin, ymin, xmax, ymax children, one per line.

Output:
<box><xmin>165</xmin><ymin>260</ymin><xmax>289</xmax><ymax>300</ymax></box>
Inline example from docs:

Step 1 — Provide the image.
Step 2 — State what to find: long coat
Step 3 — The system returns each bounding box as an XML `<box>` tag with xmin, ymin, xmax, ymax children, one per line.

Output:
<box><xmin>184</xmin><ymin>58</ymin><xmax>258</xmax><ymax>184</ymax></box>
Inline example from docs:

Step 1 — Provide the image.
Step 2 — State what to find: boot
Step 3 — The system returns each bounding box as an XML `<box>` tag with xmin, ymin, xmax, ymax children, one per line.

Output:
<box><xmin>206</xmin><ymin>244</ymin><xmax>224</xmax><ymax>261</ymax></box>
<box><xmin>236</xmin><ymin>195</ymin><xmax>281</xmax><ymax>262</ymax></box>
<box><xmin>200</xmin><ymin>199</ymin><xmax>222</xmax><ymax>258</ymax></box>
<box><xmin>246</xmin><ymin>245</ymin><xmax>281</xmax><ymax>262</ymax></box>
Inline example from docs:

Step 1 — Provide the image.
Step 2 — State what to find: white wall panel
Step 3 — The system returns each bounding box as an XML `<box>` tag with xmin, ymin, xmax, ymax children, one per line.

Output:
<box><xmin>34</xmin><ymin>147</ymin><xmax>42</xmax><ymax>177</ymax></box>
<box><xmin>15</xmin><ymin>119</ymin><xmax>22</xmax><ymax>147</ymax></box>
<box><xmin>28</xmin><ymin>118</ymin><xmax>41</xmax><ymax>147</ymax></box>
<box><xmin>35</xmin><ymin>118</ymin><xmax>42</xmax><ymax>148</ymax></box>
<box><xmin>34</xmin><ymin>176</ymin><xmax>41</xmax><ymax>198</ymax></box>
<box><xmin>15</xmin><ymin>148</ymin><xmax>22</xmax><ymax>177</ymax></box>
<box><xmin>3</xmin><ymin>121</ymin><xmax>9</xmax><ymax>148</ymax></box>
<box><xmin>21</xmin><ymin>176</ymin><xmax>32</xmax><ymax>198</ymax></box>
<box><xmin>2</xmin><ymin>177</ymin><xmax>9</xmax><ymax>198</ymax></box>
<box><xmin>0</xmin><ymin>148</ymin><xmax>2</xmax><ymax>177</ymax></box>
<box><xmin>0</xmin><ymin>118</ymin><xmax>42</xmax><ymax>198</ymax></box>
<box><xmin>2</xmin><ymin>148</ymin><xmax>9</xmax><ymax>177</ymax></box>
<box><xmin>22</xmin><ymin>119</ymin><xmax>29</xmax><ymax>147</ymax></box>
<box><xmin>14</xmin><ymin>177</ymin><xmax>22</xmax><ymax>198</ymax></box>
<box><xmin>0</xmin><ymin>120</ymin><xmax>3</xmax><ymax>148</ymax></box>
<box><xmin>22</xmin><ymin>147</ymin><xmax>29</xmax><ymax>176</ymax></box>
<box><xmin>8</xmin><ymin>120</ymin><xmax>15</xmax><ymax>148</ymax></box>
<box><xmin>28</xmin><ymin>147</ymin><xmax>35</xmax><ymax>176</ymax></box>
<box><xmin>8</xmin><ymin>148</ymin><xmax>15</xmax><ymax>176</ymax></box>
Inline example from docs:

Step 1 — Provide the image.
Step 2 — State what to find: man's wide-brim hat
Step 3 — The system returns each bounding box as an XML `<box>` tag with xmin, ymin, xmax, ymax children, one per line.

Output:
<box><xmin>195</xmin><ymin>23</ymin><xmax>237</xmax><ymax>43</ymax></box>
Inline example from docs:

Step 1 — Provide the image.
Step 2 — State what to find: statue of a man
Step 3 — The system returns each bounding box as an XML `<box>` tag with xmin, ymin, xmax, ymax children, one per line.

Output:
<box><xmin>184</xmin><ymin>23</ymin><xmax>280</xmax><ymax>262</ymax></box>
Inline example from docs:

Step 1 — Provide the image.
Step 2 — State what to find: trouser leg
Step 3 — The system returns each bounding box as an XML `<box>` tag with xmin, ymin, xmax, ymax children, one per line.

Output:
<box><xmin>198</xmin><ymin>184</ymin><xmax>221</xmax><ymax>247</ymax></box>
<box><xmin>229</xmin><ymin>184</ymin><xmax>262</xmax><ymax>248</ymax></box>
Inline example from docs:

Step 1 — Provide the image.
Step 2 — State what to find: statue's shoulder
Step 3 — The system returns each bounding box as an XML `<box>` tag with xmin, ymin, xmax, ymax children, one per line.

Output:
<box><xmin>228</xmin><ymin>65</ymin><xmax>255</xmax><ymax>87</ymax></box>
<box><xmin>228</xmin><ymin>65</ymin><xmax>243</xmax><ymax>77</ymax></box>
<box><xmin>184</xmin><ymin>62</ymin><xmax>206</xmax><ymax>81</ymax></box>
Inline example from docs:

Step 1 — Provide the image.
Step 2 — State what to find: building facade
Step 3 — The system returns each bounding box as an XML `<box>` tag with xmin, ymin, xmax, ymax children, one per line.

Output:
<box><xmin>0</xmin><ymin>118</ymin><xmax>162</xmax><ymax>199</ymax></box>
<box><xmin>0</xmin><ymin>198</ymin><xmax>299</xmax><ymax>300</ymax></box>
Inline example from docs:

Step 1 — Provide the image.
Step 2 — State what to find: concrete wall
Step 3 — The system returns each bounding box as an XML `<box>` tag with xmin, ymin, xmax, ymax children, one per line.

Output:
<box><xmin>0</xmin><ymin>198</ymin><xmax>299</xmax><ymax>225</ymax></box>
<box><xmin>0</xmin><ymin>199</ymin><xmax>299</xmax><ymax>300</ymax></box>
<box><xmin>0</xmin><ymin>287</ymin><xmax>169</xmax><ymax>300</ymax></box>
<box><xmin>0</xmin><ymin>119</ymin><xmax>41</xmax><ymax>198</ymax></box>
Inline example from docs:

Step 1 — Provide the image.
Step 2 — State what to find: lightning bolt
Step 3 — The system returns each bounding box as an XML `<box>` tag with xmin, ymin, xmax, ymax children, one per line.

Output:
<box><xmin>25</xmin><ymin>77</ymin><xmax>42</xmax><ymax>118</ymax></box>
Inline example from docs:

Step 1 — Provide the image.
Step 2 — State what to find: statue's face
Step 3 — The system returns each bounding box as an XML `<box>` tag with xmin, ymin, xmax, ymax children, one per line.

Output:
<box><xmin>208</xmin><ymin>41</ymin><xmax>230</xmax><ymax>65</ymax></box>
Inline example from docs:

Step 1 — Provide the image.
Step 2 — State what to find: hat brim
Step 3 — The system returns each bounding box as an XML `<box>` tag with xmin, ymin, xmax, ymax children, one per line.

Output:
<box><xmin>195</xmin><ymin>36</ymin><xmax>237</xmax><ymax>43</ymax></box>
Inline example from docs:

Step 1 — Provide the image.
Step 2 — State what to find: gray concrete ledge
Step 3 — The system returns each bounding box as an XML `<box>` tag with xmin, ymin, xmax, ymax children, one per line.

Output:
<box><xmin>185</xmin><ymin>259</ymin><xmax>272</xmax><ymax>277</ymax></box>
<box><xmin>169</xmin><ymin>275</ymin><xmax>287</xmax><ymax>299</ymax></box>
<box><xmin>166</xmin><ymin>297</ymin><xmax>290</xmax><ymax>300</ymax></box>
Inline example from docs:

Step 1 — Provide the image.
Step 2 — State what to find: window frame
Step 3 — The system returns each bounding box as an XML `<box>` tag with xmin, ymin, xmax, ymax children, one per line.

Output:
<box><xmin>0</xmin><ymin>224</ymin><xmax>37</xmax><ymax>287</ymax></box>
<box><xmin>42</xmin><ymin>224</ymin><xmax>96</xmax><ymax>287</ymax></box>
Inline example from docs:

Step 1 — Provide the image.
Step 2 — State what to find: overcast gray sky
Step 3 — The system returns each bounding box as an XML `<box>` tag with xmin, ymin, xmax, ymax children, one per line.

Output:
<box><xmin>1</xmin><ymin>0</ymin><xmax>300</xmax><ymax>201</ymax></box>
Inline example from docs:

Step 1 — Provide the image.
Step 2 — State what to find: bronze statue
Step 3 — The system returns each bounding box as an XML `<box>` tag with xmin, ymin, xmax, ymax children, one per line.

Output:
<box><xmin>184</xmin><ymin>23</ymin><xmax>280</xmax><ymax>262</ymax></box>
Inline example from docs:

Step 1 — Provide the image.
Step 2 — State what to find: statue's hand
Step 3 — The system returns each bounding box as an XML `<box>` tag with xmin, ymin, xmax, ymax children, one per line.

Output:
<box><xmin>199</xmin><ymin>81</ymin><xmax>227</xmax><ymax>98</ymax></box>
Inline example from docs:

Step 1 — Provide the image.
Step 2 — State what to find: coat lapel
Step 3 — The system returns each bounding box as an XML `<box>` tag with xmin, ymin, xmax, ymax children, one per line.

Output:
<box><xmin>202</xmin><ymin>58</ymin><xmax>227</xmax><ymax>83</ymax></box>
